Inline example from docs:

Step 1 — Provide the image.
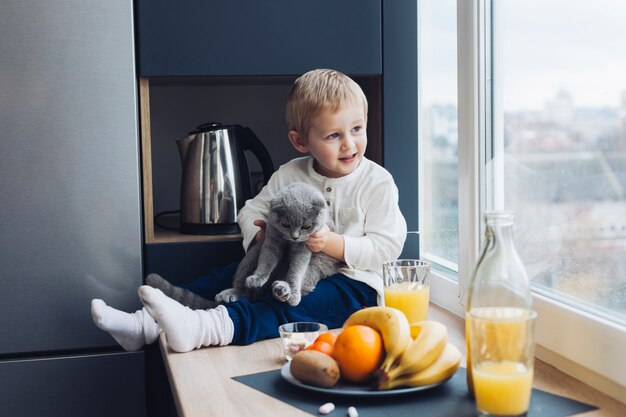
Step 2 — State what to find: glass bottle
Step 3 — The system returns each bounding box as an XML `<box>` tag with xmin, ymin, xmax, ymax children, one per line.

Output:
<box><xmin>465</xmin><ymin>211</ymin><xmax>532</xmax><ymax>394</ymax></box>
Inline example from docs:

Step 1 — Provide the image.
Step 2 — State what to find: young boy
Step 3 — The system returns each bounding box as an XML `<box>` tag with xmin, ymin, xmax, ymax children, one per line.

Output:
<box><xmin>91</xmin><ymin>69</ymin><xmax>407</xmax><ymax>353</ymax></box>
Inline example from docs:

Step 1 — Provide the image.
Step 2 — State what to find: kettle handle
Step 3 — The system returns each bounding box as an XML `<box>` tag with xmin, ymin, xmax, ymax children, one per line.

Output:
<box><xmin>237</xmin><ymin>126</ymin><xmax>275</xmax><ymax>185</ymax></box>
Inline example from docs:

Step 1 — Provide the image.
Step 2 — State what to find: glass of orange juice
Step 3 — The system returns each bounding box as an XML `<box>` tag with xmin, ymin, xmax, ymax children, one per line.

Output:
<box><xmin>383</xmin><ymin>259</ymin><xmax>431</xmax><ymax>324</ymax></box>
<box><xmin>468</xmin><ymin>307</ymin><xmax>537</xmax><ymax>417</ymax></box>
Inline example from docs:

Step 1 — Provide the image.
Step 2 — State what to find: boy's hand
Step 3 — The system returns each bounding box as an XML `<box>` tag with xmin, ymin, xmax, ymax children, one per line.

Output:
<box><xmin>253</xmin><ymin>219</ymin><xmax>266</xmax><ymax>244</ymax></box>
<box><xmin>305</xmin><ymin>224</ymin><xmax>331</xmax><ymax>253</ymax></box>
<box><xmin>306</xmin><ymin>225</ymin><xmax>345</xmax><ymax>262</ymax></box>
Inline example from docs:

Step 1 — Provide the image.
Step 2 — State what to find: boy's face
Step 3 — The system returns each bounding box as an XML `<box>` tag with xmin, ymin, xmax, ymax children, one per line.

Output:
<box><xmin>288</xmin><ymin>103</ymin><xmax>367</xmax><ymax>178</ymax></box>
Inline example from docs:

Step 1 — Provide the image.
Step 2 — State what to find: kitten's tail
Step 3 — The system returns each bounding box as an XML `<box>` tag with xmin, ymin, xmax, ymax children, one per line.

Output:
<box><xmin>146</xmin><ymin>273</ymin><xmax>218</xmax><ymax>310</ymax></box>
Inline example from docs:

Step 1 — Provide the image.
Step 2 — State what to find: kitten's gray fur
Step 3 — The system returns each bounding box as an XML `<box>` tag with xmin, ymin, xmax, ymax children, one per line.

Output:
<box><xmin>147</xmin><ymin>182</ymin><xmax>342</xmax><ymax>308</ymax></box>
<box><xmin>216</xmin><ymin>182</ymin><xmax>342</xmax><ymax>306</ymax></box>
<box><xmin>146</xmin><ymin>274</ymin><xmax>218</xmax><ymax>310</ymax></box>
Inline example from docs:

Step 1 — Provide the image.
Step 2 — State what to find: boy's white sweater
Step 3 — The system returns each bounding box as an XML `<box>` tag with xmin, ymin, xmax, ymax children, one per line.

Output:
<box><xmin>237</xmin><ymin>156</ymin><xmax>407</xmax><ymax>304</ymax></box>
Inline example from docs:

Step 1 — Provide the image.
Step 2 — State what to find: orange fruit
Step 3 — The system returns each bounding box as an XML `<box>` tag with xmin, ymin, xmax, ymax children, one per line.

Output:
<box><xmin>332</xmin><ymin>325</ymin><xmax>384</xmax><ymax>383</ymax></box>
<box><xmin>306</xmin><ymin>340</ymin><xmax>334</xmax><ymax>356</ymax></box>
<box><xmin>306</xmin><ymin>332</ymin><xmax>338</xmax><ymax>356</ymax></box>
<box><xmin>315</xmin><ymin>332</ymin><xmax>338</xmax><ymax>346</ymax></box>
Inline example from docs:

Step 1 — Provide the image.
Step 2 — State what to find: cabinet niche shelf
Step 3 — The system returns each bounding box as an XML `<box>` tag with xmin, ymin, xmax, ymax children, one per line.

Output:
<box><xmin>139</xmin><ymin>76</ymin><xmax>382</xmax><ymax>245</ymax></box>
<box><xmin>139</xmin><ymin>77</ymin><xmax>241</xmax><ymax>244</ymax></box>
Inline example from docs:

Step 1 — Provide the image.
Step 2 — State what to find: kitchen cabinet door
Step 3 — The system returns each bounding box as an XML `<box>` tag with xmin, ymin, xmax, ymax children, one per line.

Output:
<box><xmin>382</xmin><ymin>0</ymin><xmax>419</xmax><ymax>257</ymax></box>
<box><xmin>137</xmin><ymin>0</ymin><xmax>381</xmax><ymax>76</ymax></box>
<box><xmin>0</xmin><ymin>352</ymin><xmax>145</xmax><ymax>417</ymax></box>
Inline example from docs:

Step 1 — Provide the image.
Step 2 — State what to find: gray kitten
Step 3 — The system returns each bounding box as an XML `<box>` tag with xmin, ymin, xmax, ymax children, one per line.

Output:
<box><xmin>216</xmin><ymin>182</ymin><xmax>342</xmax><ymax>306</ymax></box>
<box><xmin>147</xmin><ymin>182</ymin><xmax>341</xmax><ymax>308</ymax></box>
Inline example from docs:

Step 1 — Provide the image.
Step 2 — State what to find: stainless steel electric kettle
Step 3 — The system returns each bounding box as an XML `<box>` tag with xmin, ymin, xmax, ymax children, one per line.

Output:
<box><xmin>176</xmin><ymin>122</ymin><xmax>274</xmax><ymax>235</ymax></box>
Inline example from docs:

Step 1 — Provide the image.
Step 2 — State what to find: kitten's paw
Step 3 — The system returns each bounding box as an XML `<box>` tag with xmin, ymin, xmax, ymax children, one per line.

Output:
<box><xmin>215</xmin><ymin>288</ymin><xmax>241</xmax><ymax>304</ymax></box>
<box><xmin>246</xmin><ymin>274</ymin><xmax>266</xmax><ymax>288</ymax></box>
<box><xmin>272</xmin><ymin>281</ymin><xmax>292</xmax><ymax>302</ymax></box>
<box><xmin>287</xmin><ymin>291</ymin><xmax>302</xmax><ymax>306</ymax></box>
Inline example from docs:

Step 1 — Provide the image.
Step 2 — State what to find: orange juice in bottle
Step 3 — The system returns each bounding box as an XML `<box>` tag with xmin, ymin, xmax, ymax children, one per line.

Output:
<box><xmin>464</xmin><ymin>211</ymin><xmax>532</xmax><ymax>395</ymax></box>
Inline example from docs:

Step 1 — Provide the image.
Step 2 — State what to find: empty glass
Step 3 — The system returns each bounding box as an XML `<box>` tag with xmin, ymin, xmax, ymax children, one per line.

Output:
<box><xmin>278</xmin><ymin>322</ymin><xmax>328</xmax><ymax>361</ymax></box>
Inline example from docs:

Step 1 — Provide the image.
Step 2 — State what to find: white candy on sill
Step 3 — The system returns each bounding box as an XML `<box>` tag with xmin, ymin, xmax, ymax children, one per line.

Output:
<box><xmin>347</xmin><ymin>406</ymin><xmax>358</xmax><ymax>417</ymax></box>
<box><xmin>318</xmin><ymin>402</ymin><xmax>335</xmax><ymax>414</ymax></box>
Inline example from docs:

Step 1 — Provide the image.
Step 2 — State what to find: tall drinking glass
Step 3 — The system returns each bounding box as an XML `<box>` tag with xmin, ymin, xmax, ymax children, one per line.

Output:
<box><xmin>383</xmin><ymin>259</ymin><xmax>431</xmax><ymax>324</ymax></box>
<box><xmin>469</xmin><ymin>307</ymin><xmax>537</xmax><ymax>417</ymax></box>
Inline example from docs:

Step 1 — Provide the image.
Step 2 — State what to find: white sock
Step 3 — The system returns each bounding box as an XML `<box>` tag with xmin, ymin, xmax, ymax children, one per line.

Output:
<box><xmin>137</xmin><ymin>286</ymin><xmax>234</xmax><ymax>353</ymax></box>
<box><xmin>91</xmin><ymin>299</ymin><xmax>161</xmax><ymax>351</ymax></box>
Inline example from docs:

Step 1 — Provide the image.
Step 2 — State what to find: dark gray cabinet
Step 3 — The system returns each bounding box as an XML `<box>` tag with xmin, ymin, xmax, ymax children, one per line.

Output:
<box><xmin>1</xmin><ymin>1</ymin><xmax>145</xmax><ymax>416</ymax></box>
<box><xmin>0</xmin><ymin>352</ymin><xmax>145</xmax><ymax>417</ymax></box>
<box><xmin>136</xmin><ymin>0</ymin><xmax>382</xmax><ymax>76</ymax></box>
<box><xmin>382</xmin><ymin>0</ymin><xmax>419</xmax><ymax>257</ymax></box>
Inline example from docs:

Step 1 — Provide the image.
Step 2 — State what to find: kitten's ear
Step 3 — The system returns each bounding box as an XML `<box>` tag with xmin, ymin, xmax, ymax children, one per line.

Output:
<box><xmin>312</xmin><ymin>197</ymin><xmax>326</xmax><ymax>211</ymax></box>
<box><xmin>288</xmin><ymin>130</ymin><xmax>309</xmax><ymax>154</ymax></box>
<box><xmin>270</xmin><ymin>197</ymin><xmax>285</xmax><ymax>212</ymax></box>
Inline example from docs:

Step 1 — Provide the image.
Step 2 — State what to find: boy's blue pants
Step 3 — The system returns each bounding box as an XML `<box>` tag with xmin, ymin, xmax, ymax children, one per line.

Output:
<box><xmin>182</xmin><ymin>263</ymin><xmax>377</xmax><ymax>345</ymax></box>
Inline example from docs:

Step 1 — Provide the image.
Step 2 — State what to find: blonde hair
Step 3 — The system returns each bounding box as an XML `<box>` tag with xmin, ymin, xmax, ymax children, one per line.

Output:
<box><xmin>286</xmin><ymin>69</ymin><xmax>368</xmax><ymax>137</ymax></box>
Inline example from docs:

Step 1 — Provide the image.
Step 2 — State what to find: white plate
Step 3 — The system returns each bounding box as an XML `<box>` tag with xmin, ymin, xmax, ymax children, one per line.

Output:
<box><xmin>280</xmin><ymin>362</ymin><xmax>450</xmax><ymax>397</ymax></box>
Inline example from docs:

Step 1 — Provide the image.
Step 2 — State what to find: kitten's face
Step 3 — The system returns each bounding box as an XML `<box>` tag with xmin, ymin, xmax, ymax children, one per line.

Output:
<box><xmin>268</xmin><ymin>183</ymin><xmax>327</xmax><ymax>242</ymax></box>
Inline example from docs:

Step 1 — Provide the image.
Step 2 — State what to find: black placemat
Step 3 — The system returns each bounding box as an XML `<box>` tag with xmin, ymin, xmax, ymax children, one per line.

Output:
<box><xmin>233</xmin><ymin>367</ymin><xmax>597</xmax><ymax>417</ymax></box>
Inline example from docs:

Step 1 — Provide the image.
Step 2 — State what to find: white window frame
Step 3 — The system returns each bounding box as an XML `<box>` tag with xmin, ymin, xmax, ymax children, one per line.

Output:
<box><xmin>428</xmin><ymin>0</ymin><xmax>626</xmax><ymax>402</ymax></box>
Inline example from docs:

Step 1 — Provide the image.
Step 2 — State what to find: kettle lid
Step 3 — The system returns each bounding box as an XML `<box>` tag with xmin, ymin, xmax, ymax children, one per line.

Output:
<box><xmin>189</xmin><ymin>122</ymin><xmax>238</xmax><ymax>135</ymax></box>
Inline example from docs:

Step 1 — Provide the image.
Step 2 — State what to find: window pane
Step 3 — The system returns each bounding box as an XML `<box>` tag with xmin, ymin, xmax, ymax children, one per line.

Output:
<box><xmin>492</xmin><ymin>0</ymin><xmax>626</xmax><ymax>324</ymax></box>
<box><xmin>418</xmin><ymin>0</ymin><xmax>459</xmax><ymax>272</ymax></box>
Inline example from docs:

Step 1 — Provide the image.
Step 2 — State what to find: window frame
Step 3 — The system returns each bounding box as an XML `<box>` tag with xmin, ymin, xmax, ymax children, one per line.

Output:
<box><xmin>428</xmin><ymin>0</ymin><xmax>626</xmax><ymax>400</ymax></box>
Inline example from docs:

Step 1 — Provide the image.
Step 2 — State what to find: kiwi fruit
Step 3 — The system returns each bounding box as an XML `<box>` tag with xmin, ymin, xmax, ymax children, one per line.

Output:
<box><xmin>290</xmin><ymin>350</ymin><xmax>340</xmax><ymax>388</ymax></box>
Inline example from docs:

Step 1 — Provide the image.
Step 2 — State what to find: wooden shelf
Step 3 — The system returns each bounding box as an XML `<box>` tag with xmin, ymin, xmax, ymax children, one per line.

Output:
<box><xmin>139</xmin><ymin>77</ymin><xmax>156</xmax><ymax>243</ymax></box>
<box><xmin>152</xmin><ymin>228</ymin><xmax>242</xmax><ymax>244</ymax></box>
<box><xmin>139</xmin><ymin>77</ymin><xmax>249</xmax><ymax>245</ymax></box>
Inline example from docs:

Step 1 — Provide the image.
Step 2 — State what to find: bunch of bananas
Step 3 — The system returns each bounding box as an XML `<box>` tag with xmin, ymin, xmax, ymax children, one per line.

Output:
<box><xmin>343</xmin><ymin>306</ymin><xmax>461</xmax><ymax>390</ymax></box>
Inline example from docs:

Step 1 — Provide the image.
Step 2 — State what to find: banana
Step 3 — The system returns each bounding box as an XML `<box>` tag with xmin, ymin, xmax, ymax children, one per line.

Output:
<box><xmin>342</xmin><ymin>306</ymin><xmax>411</xmax><ymax>373</ymax></box>
<box><xmin>378</xmin><ymin>343</ymin><xmax>461</xmax><ymax>390</ymax></box>
<box><xmin>384</xmin><ymin>321</ymin><xmax>448</xmax><ymax>381</ymax></box>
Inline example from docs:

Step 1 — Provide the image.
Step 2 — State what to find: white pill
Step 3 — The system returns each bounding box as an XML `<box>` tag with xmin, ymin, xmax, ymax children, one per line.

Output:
<box><xmin>319</xmin><ymin>402</ymin><xmax>335</xmax><ymax>414</ymax></box>
<box><xmin>347</xmin><ymin>406</ymin><xmax>358</xmax><ymax>417</ymax></box>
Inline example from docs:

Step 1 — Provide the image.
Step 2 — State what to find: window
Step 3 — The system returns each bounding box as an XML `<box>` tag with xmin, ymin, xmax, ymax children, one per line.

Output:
<box><xmin>420</xmin><ymin>0</ymin><xmax>626</xmax><ymax>394</ymax></box>
<box><xmin>490</xmin><ymin>0</ymin><xmax>626</xmax><ymax>392</ymax></box>
<box><xmin>492</xmin><ymin>0</ymin><xmax>626</xmax><ymax>326</ymax></box>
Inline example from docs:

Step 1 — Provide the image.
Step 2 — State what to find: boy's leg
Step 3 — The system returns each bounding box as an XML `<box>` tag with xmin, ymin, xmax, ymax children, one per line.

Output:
<box><xmin>90</xmin><ymin>263</ymin><xmax>239</xmax><ymax>352</ymax></box>
<box><xmin>226</xmin><ymin>274</ymin><xmax>377</xmax><ymax>345</ymax></box>
<box><xmin>137</xmin><ymin>274</ymin><xmax>376</xmax><ymax>352</ymax></box>
<box><xmin>138</xmin><ymin>286</ymin><xmax>234</xmax><ymax>353</ymax></box>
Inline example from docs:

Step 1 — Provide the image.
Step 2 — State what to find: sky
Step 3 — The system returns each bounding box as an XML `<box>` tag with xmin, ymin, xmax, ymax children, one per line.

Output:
<box><xmin>419</xmin><ymin>0</ymin><xmax>626</xmax><ymax>112</ymax></box>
